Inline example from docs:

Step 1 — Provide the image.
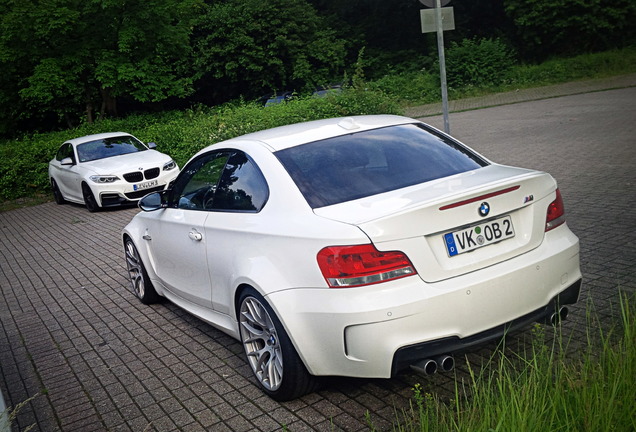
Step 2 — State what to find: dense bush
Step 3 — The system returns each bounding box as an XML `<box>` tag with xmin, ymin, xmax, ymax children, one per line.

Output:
<box><xmin>368</xmin><ymin>71</ymin><xmax>440</xmax><ymax>105</ymax></box>
<box><xmin>506</xmin><ymin>47</ymin><xmax>636</xmax><ymax>87</ymax></box>
<box><xmin>0</xmin><ymin>88</ymin><xmax>401</xmax><ymax>202</ymax></box>
<box><xmin>444</xmin><ymin>38</ymin><xmax>517</xmax><ymax>89</ymax></box>
<box><xmin>367</xmin><ymin>45</ymin><xmax>636</xmax><ymax>106</ymax></box>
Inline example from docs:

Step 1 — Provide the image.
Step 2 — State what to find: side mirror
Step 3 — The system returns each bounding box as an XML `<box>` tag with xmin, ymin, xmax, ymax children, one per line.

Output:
<box><xmin>139</xmin><ymin>191</ymin><xmax>165</xmax><ymax>212</ymax></box>
<box><xmin>60</xmin><ymin>157</ymin><xmax>74</xmax><ymax>166</ymax></box>
<box><xmin>147</xmin><ymin>142</ymin><xmax>157</xmax><ymax>149</ymax></box>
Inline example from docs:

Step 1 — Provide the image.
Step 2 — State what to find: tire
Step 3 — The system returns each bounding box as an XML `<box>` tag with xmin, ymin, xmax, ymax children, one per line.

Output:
<box><xmin>51</xmin><ymin>179</ymin><xmax>66</xmax><ymax>205</ymax></box>
<box><xmin>124</xmin><ymin>238</ymin><xmax>160</xmax><ymax>304</ymax></box>
<box><xmin>238</xmin><ymin>288</ymin><xmax>316</xmax><ymax>401</ymax></box>
<box><xmin>82</xmin><ymin>183</ymin><xmax>99</xmax><ymax>212</ymax></box>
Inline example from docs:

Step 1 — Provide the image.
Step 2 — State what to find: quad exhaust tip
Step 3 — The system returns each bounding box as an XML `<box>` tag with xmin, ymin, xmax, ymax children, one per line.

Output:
<box><xmin>410</xmin><ymin>307</ymin><xmax>571</xmax><ymax>376</ymax></box>
<box><xmin>410</xmin><ymin>355</ymin><xmax>455</xmax><ymax>375</ymax></box>
<box><xmin>550</xmin><ymin>306</ymin><xmax>569</xmax><ymax>326</ymax></box>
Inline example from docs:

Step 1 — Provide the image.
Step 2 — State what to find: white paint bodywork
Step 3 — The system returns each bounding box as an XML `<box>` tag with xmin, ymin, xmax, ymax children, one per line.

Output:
<box><xmin>122</xmin><ymin>115</ymin><xmax>581</xmax><ymax>378</ymax></box>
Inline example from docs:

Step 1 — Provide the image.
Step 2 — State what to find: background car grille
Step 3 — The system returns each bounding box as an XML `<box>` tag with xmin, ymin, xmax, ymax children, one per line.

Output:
<box><xmin>123</xmin><ymin>172</ymin><xmax>143</xmax><ymax>183</ymax></box>
<box><xmin>144</xmin><ymin>168</ymin><xmax>160</xmax><ymax>179</ymax></box>
<box><xmin>123</xmin><ymin>167</ymin><xmax>160</xmax><ymax>183</ymax></box>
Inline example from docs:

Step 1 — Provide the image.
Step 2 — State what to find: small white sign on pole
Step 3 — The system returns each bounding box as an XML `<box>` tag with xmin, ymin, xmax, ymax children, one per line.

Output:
<box><xmin>420</xmin><ymin>7</ymin><xmax>455</xmax><ymax>33</ymax></box>
<box><xmin>420</xmin><ymin>1</ymin><xmax>454</xmax><ymax>134</ymax></box>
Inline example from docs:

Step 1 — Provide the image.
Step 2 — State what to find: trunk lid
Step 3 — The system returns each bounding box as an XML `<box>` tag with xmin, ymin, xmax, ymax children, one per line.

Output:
<box><xmin>314</xmin><ymin>164</ymin><xmax>557</xmax><ymax>282</ymax></box>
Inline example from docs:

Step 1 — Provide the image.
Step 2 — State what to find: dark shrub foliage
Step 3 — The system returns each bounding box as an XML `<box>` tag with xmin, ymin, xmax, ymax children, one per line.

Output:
<box><xmin>444</xmin><ymin>38</ymin><xmax>517</xmax><ymax>89</ymax></box>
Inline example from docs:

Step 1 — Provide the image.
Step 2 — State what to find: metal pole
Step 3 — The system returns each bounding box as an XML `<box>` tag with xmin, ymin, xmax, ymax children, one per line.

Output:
<box><xmin>435</xmin><ymin>0</ymin><xmax>450</xmax><ymax>134</ymax></box>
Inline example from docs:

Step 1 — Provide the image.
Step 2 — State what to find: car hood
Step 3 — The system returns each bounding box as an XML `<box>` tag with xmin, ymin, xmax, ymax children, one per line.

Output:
<box><xmin>80</xmin><ymin>150</ymin><xmax>171</xmax><ymax>174</ymax></box>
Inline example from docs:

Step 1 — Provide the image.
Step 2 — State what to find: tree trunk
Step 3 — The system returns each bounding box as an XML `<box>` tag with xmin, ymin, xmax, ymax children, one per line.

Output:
<box><xmin>100</xmin><ymin>87</ymin><xmax>118</xmax><ymax>118</ymax></box>
<box><xmin>85</xmin><ymin>101</ymin><xmax>94</xmax><ymax>124</ymax></box>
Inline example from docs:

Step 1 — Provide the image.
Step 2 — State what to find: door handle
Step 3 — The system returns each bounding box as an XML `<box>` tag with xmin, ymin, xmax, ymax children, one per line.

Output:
<box><xmin>188</xmin><ymin>229</ymin><xmax>202</xmax><ymax>241</ymax></box>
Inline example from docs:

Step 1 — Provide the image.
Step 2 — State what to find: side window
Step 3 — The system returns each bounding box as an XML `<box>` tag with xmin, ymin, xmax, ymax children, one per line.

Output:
<box><xmin>56</xmin><ymin>143</ymin><xmax>74</xmax><ymax>162</ymax></box>
<box><xmin>168</xmin><ymin>150</ymin><xmax>269</xmax><ymax>212</ymax></box>
<box><xmin>210</xmin><ymin>152</ymin><xmax>269</xmax><ymax>212</ymax></box>
<box><xmin>170</xmin><ymin>152</ymin><xmax>230</xmax><ymax>210</ymax></box>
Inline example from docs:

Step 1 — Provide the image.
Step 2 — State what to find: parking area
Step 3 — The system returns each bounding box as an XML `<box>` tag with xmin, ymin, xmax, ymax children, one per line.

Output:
<box><xmin>1</xmin><ymin>82</ymin><xmax>635</xmax><ymax>431</ymax></box>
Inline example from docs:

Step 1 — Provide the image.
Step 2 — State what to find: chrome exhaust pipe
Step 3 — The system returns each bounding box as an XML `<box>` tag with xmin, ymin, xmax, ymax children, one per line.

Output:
<box><xmin>550</xmin><ymin>306</ymin><xmax>570</xmax><ymax>326</ymax></box>
<box><xmin>435</xmin><ymin>355</ymin><xmax>455</xmax><ymax>372</ymax></box>
<box><xmin>410</xmin><ymin>358</ymin><xmax>437</xmax><ymax>375</ymax></box>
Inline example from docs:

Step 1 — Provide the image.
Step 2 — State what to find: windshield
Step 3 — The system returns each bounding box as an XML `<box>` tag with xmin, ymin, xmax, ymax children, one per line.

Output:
<box><xmin>77</xmin><ymin>136</ymin><xmax>147</xmax><ymax>162</ymax></box>
<box><xmin>275</xmin><ymin>123</ymin><xmax>488</xmax><ymax>208</ymax></box>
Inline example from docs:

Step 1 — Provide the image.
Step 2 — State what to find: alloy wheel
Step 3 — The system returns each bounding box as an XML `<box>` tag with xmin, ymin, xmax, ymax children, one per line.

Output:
<box><xmin>125</xmin><ymin>240</ymin><xmax>146</xmax><ymax>299</ymax></box>
<box><xmin>239</xmin><ymin>296</ymin><xmax>283</xmax><ymax>391</ymax></box>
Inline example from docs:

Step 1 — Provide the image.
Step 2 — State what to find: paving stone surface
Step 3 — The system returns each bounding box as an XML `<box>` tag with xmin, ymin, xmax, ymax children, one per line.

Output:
<box><xmin>1</xmin><ymin>78</ymin><xmax>635</xmax><ymax>431</ymax></box>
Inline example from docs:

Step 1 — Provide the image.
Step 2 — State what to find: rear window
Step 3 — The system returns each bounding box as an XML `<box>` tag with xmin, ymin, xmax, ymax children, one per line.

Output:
<box><xmin>275</xmin><ymin>123</ymin><xmax>488</xmax><ymax>208</ymax></box>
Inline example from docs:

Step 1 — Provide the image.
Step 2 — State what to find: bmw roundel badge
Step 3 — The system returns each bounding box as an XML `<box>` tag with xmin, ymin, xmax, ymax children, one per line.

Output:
<box><xmin>479</xmin><ymin>202</ymin><xmax>490</xmax><ymax>217</ymax></box>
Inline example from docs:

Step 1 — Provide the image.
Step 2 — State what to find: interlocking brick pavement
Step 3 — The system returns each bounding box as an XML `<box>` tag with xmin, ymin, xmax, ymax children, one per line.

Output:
<box><xmin>1</xmin><ymin>78</ymin><xmax>635</xmax><ymax>431</ymax></box>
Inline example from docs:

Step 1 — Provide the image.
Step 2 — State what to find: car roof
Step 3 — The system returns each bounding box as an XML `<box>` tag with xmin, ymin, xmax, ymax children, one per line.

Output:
<box><xmin>216</xmin><ymin>115</ymin><xmax>418</xmax><ymax>152</ymax></box>
<box><xmin>65</xmin><ymin>132</ymin><xmax>133</xmax><ymax>146</ymax></box>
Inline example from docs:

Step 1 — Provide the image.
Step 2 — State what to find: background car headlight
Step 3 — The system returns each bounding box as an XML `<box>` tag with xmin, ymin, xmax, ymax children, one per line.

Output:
<box><xmin>163</xmin><ymin>160</ymin><xmax>177</xmax><ymax>171</ymax></box>
<box><xmin>89</xmin><ymin>175</ymin><xmax>119</xmax><ymax>183</ymax></box>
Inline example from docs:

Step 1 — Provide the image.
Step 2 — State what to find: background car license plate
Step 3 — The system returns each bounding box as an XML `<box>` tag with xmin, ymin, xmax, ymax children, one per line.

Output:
<box><xmin>134</xmin><ymin>180</ymin><xmax>158</xmax><ymax>191</ymax></box>
<box><xmin>444</xmin><ymin>216</ymin><xmax>514</xmax><ymax>257</ymax></box>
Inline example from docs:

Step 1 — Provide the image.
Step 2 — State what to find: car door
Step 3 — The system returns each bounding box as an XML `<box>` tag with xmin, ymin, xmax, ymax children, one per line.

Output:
<box><xmin>202</xmin><ymin>151</ymin><xmax>270</xmax><ymax>315</ymax></box>
<box><xmin>50</xmin><ymin>143</ymin><xmax>84</xmax><ymax>202</ymax></box>
<box><xmin>144</xmin><ymin>151</ymin><xmax>231</xmax><ymax>308</ymax></box>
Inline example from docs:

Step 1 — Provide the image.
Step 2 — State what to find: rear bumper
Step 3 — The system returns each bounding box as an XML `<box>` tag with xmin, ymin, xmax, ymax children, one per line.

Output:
<box><xmin>267</xmin><ymin>224</ymin><xmax>581</xmax><ymax>378</ymax></box>
<box><xmin>391</xmin><ymin>278</ymin><xmax>581</xmax><ymax>375</ymax></box>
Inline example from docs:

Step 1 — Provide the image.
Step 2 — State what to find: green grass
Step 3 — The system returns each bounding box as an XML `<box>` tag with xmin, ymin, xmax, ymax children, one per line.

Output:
<box><xmin>372</xmin><ymin>294</ymin><xmax>636</xmax><ymax>432</ymax></box>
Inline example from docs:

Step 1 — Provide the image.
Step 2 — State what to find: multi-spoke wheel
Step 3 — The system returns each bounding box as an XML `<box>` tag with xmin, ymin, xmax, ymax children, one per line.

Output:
<box><xmin>51</xmin><ymin>179</ymin><xmax>66</xmax><ymax>205</ymax></box>
<box><xmin>124</xmin><ymin>238</ymin><xmax>160</xmax><ymax>304</ymax></box>
<box><xmin>238</xmin><ymin>288</ymin><xmax>316</xmax><ymax>401</ymax></box>
<box><xmin>82</xmin><ymin>183</ymin><xmax>99</xmax><ymax>212</ymax></box>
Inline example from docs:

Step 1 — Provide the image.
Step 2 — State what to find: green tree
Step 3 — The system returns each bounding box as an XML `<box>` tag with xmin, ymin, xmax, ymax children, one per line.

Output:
<box><xmin>504</xmin><ymin>0</ymin><xmax>636</xmax><ymax>60</ymax></box>
<box><xmin>0</xmin><ymin>0</ymin><xmax>203</xmax><ymax>133</ymax></box>
<box><xmin>192</xmin><ymin>0</ymin><xmax>346</xmax><ymax>102</ymax></box>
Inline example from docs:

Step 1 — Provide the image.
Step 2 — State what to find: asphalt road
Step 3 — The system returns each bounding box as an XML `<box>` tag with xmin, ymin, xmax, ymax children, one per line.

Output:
<box><xmin>1</xmin><ymin>85</ymin><xmax>635</xmax><ymax>431</ymax></box>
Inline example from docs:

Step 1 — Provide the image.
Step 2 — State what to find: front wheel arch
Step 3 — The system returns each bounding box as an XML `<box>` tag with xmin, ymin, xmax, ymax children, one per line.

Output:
<box><xmin>123</xmin><ymin>235</ymin><xmax>160</xmax><ymax>304</ymax></box>
<box><xmin>81</xmin><ymin>182</ymin><xmax>99</xmax><ymax>212</ymax></box>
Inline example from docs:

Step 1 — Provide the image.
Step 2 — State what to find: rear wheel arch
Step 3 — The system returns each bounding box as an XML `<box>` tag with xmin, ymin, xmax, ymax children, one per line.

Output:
<box><xmin>235</xmin><ymin>284</ymin><xmax>317</xmax><ymax>400</ymax></box>
<box><xmin>50</xmin><ymin>178</ymin><xmax>66</xmax><ymax>204</ymax></box>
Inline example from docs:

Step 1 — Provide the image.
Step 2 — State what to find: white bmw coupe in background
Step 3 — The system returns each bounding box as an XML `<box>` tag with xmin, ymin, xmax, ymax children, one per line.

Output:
<box><xmin>122</xmin><ymin>115</ymin><xmax>581</xmax><ymax>400</ymax></box>
<box><xmin>48</xmin><ymin>132</ymin><xmax>179</xmax><ymax>212</ymax></box>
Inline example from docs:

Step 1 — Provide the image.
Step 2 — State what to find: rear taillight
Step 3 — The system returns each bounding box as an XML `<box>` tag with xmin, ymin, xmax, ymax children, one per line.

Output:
<box><xmin>317</xmin><ymin>244</ymin><xmax>416</xmax><ymax>288</ymax></box>
<box><xmin>545</xmin><ymin>188</ymin><xmax>566</xmax><ymax>232</ymax></box>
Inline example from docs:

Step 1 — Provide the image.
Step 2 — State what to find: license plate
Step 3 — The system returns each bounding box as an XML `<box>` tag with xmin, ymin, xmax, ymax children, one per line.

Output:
<box><xmin>133</xmin><ymin>179</ymin><xmax>158</xmax><ymax>191</ymax></box>
<box><xmin>444</xmin><ymin>216</ymin><xmax>515</xmax><ymax>257</ymax></box>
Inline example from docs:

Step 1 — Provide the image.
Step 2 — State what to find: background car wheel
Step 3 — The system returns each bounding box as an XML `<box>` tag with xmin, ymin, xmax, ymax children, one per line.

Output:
<box><xmin>238</xmin><ymin>288</ymin><xmax>316</xmax><ymax>401</ymax></box>
<box><xmin>51</xmin><ymin>179</ymin><xmax>66</xmax><ymax>205</ymax></box>
<box><xmin>124</xmin><ymin>238</ymin><xmax>160</xmax><ymax>304</ymax></box>
<box><xmin>82</xmin><ymin>183</ymin><xmax>99</xmax><ymax>212</ymax></box>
